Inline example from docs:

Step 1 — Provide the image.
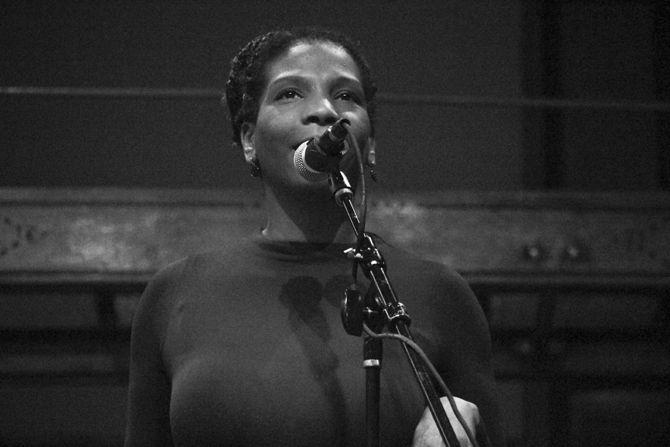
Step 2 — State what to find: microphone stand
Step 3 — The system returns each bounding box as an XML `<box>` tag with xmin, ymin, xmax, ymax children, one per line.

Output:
<box><xmin>329</xmin><ymin>170</ymin><xmax>461</xmax><ymax>447</ymax></box>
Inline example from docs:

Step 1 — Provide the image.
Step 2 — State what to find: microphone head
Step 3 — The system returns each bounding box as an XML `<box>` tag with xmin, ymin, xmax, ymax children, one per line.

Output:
<box><xmin>293</xmin><ymin>140</ymin><xmax>330</xmax><ymax>182</ymax></box>
<box><xmin>318</xmin><ymin>118</ymin><xmax>350</xmax><ymax>156</ymax></box>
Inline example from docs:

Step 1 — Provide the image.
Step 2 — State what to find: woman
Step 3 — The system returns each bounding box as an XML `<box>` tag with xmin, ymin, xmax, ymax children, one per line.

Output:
<box><xmin>125</xmin><ymin>28</ymin><xmax>504</xmax><ymax>446</ymax></box>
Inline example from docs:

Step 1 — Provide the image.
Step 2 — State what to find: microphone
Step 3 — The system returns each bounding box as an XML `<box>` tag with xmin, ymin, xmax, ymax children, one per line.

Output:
<box><xmin>293</xmin><ymin>118</ymin><xmax>350</xmax><ymax>181</ymax></box>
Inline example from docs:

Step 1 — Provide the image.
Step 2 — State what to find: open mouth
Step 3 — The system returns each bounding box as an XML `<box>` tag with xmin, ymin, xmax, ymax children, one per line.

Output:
<box><xmin>291</xmin><ymin>138</ymin><xmax>314</xmax><ymax>151</ymax></box>
<box><xmin>292</xmin><ymin>139</ymin><xmax>350</xmax><ymax>155</ymax></box>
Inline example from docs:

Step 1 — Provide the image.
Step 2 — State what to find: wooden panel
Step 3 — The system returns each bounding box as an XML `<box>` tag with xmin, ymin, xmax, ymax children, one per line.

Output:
<box><xmin>0</xmin><ymin>383</ymin><xmax>127</xmax><ymax>447</ymax></box>
<box><xmin>2</xmin><ymin>188</ymin><xmax>669</xmax><ymax>282</ymax></box>
<box><xmin>370</xmin><ymin>197</ymin><xmax>670</xmax><ymax>277</ymax></box>
<box><xmin>0</xmin><ymin>291</ymin><xmax>100</xmax><ymax>328</ymax></box>
<box><xmin>567</xmin><ymin>390</ymin><xmax>670</xmax><ymax>446</ymax></box>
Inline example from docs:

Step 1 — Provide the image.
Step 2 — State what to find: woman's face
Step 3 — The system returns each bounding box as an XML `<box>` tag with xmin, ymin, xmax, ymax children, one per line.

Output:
<box><xmin>241</xmin><ymin>40</ymin><xmax>374</xmax><ymax>199</ymax></box>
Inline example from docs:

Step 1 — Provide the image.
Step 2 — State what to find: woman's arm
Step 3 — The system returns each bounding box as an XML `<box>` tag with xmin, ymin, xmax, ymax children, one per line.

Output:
<box><xmin>124</xmin><ymin>267</ymin><xmax>177</xmax><ymax>446</ymax></box>
<box><xmin>431</xmin><ymin>269</ymin><xmax>506</xmax><ymax>447</ymax></box>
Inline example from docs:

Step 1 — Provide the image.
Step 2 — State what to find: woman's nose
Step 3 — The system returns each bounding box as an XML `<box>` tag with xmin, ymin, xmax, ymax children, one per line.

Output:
<box><xmin>303</xmin><ymin>95</ymin><xmax>339</xmax><ymax>126</ymax></box>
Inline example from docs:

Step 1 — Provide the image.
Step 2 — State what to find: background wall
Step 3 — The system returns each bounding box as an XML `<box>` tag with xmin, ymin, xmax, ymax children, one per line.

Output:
<box><xmin>0</xmin><ymin>0</ymin><xmax>525</xmax><ymax>191</ymax></box>
<box><xmin>4</xmin><ymin>1</ymin><xmax>665</xmax><ymax>193</ymax></box>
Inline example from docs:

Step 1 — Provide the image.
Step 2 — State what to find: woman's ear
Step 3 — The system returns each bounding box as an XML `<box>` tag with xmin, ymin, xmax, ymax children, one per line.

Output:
<box><xmin>240</xmin><ymin>122</ymin><xmax>256</xmax><ymax>163</ymax></box>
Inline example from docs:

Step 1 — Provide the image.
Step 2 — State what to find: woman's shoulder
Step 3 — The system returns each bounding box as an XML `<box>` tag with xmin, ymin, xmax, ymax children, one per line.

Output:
<box><xmin>378</xmin><ymin>238</ymin><xmax>469</xmax><ymax>290</ymax></box>
<box><xmin>130</xmin><ymin>243</ymin><xmax>251</xmax><ymax>338</ymax></box>
<box><xmin>151</xmin><ymin>236</ymin><xmax>262</xmax><ymax>284</ymax></box>
<box><xmin>133</xmin><ymin>256</ymin><xmax>190</xmax><ymax>322</ymax></box>
<box><xmin>375</xmin><ymin>238</ymin><xmax>483</xmax><ymax>324</ymax></box>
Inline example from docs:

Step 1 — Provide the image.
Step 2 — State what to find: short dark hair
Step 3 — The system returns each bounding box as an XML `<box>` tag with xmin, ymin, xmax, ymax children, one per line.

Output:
<box><xmin>224</xmin><ymin>27</ymin><xmax>377</xmax><ymax>147</ymax></box>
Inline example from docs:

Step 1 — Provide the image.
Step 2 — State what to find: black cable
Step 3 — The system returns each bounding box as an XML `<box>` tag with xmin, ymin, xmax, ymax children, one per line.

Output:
<box><xmin>347</xmin><ymin>133</ymin><xmax>367</xmax><ymax>242</ymax></box>
<box><xmin>344</xmin><ymin>131</ymin><xmax>367</xmax><ymax>283</ymax></box>
<box><xmin>362</xmin><ymin>323</ymin><xmax>480</xmax><ymax>447</ymax></box>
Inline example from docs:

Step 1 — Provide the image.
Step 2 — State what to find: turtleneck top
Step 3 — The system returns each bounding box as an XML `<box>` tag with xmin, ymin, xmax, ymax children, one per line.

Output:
<box><xmin>124</xmin><ymin>234</ymin><xmax>500</xmax><ymax>446</ymax></box>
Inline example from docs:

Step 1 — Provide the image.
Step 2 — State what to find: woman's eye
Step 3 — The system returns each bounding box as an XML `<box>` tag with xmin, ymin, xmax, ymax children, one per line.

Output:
<box><xmin>335</xmin><ymin>91</ymin><xmax>360</xmax><ymax>103</ymax></box>
<box><xmin>275</xmin><ymin>89</ymin><xmax>301</xmax><ymax>101</ymax></box>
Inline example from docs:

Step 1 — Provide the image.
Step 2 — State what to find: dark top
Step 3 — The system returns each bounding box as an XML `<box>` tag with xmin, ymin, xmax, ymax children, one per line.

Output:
<box><xmin>125</xmin><ymin>234</ymin><xmax>501</xmax><ymax>446</ymax></box>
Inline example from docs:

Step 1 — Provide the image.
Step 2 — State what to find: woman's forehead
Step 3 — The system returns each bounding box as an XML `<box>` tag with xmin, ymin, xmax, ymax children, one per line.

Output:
<box><xmin>287</xmin><ymin>41</ymin><xmax>350</xmax><ymax>60</ymax></box>
<box><xmin>265</xmin><ymin>41</ymin><xmax>361</xmax><ymax>81</ymax></box>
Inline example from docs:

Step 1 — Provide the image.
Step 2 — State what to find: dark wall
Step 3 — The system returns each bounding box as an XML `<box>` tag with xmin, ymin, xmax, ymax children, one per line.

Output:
<box><xmin>1</xmin><ymin>1</ymin><xmax>667</xmax><ymax>191</ymax></box>
<box><xmin>1</xmin><ymin>1</ymin><xmax>524</xmax><ymax>191</ymax></box>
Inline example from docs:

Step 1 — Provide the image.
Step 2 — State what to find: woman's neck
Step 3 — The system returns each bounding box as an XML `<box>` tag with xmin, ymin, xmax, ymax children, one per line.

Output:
<box><xmin>261</xmin><ymin>184</ymin><xmax>355</xmax><ymax>245</ymax></box>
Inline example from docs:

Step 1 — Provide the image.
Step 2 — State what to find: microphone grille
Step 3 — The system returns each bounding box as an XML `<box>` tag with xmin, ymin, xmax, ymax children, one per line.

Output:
<box><xmin>293</xmin><ymin>142</ymin><xmax>329</xmax><ymax>182</ymax></box>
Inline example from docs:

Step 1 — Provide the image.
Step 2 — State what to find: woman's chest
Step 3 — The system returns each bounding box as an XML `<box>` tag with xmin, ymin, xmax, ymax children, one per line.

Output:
<box><xmin>161</xmin><ymin>271</ymin><xmax>427</xmax><ymax>445</ymax></box>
